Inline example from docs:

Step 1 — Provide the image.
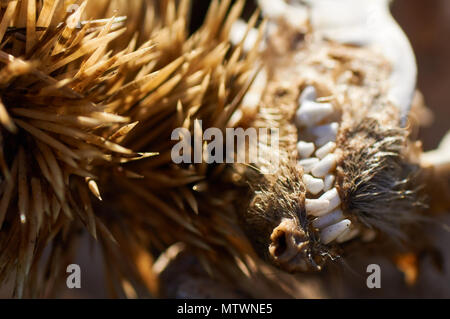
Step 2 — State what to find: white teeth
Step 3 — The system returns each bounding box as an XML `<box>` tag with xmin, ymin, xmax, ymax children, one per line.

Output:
<box><xmin>336</xmin><ymin>227</ymin><xmax>360</xmax><ymax>243</ymax></box>
<box><xmin>305</xmin><ymin>199</ymin><xmax>330</xmax><ymax>217</ymax></box>
<box><xmin>311</xmin><ymin>153</ymin><xmax>337</xmax><ymax>178</ymax></box>
<box><xmin>296</xmin><ymin>101</ymin><xmax>334</xmax><ymax>128</ymax></box>
<box><xmin>303</xmin><ymin>174</ymin><xmax>324</xmax><ymax>195</ymax></box>
<box><xmin>323</xmin><ymin>174</ymin><xmax>335</xmax><ymax>191</ymax></box>
<box><xmin>320</xmin><ymin>219</ymin><xmax>351</xmax><ymax>244</ymax></box>
<box><xmin>298</xmin><ymin>158</ymin><xmax>320</xmax><ymax>173</ymax></box>
<box><xmin>295</xmin><ymin>86</ymin><xmax>349</xmax><ymax>246</ymax></box>
<box><xmin>315</xmin><ymin>142</ymin><xmax>336</xmax><ymax>159</ymax></box>
<box><xmin>311</xmin><ymin>122</ymin><xmax>339</xmax><ymax>146</ymax></box>
<box><xmin>319</xmin><ymin>188</ymin><xmax>341</xmax><ymax>213</ymax></box>
<box><xmin>299</xmin><ymin>86</ymin><xmax>317</xmax><ymax>104</ymax></box>
<box><xmin>312</xmin><ymin>209</ymin><xmax>344</xmax><ymax>229</ymax></box>
<box><xmin>297</xmin><ymin>141</ymin><xmax>315</xmax><ymax>159</ymax></box>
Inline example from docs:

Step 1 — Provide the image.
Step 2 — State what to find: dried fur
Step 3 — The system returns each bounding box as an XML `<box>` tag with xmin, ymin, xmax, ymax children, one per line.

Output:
<box><xmin>234</xmin><ymin>18</ymin><xmax>430</xmax><ymax>274</ymax></box>
<box><xmin>242</xmin><ymin>162</ymin><xmax>328</xmax><ymax>271</ymax></box>
<box><xmin>243</xmin><ymin>164</ymin><xmax>306</xmax><ymax>257</ymax></box>
<box><xmin>337</xmin><ymin>116</ymin><xmax>427</xmax><ymax>240</ymax></box>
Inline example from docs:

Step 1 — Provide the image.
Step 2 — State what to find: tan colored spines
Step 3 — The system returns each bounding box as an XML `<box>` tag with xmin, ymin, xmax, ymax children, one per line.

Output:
<box><xmin>0</xmin><ymin>0</ymin><xmax>159</xmax><ymax>297</ymax></box>
<box><xmin>90</xmin><ymin>0</ymin><xmax>267</xmax><ymax>297</ymax></box>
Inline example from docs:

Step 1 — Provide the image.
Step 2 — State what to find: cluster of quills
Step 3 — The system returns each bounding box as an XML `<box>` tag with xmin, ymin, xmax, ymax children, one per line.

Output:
<box><xmin>295</xmin><ymin>86</ymin><xmax>375</xmax><ymax>245</ymax></box>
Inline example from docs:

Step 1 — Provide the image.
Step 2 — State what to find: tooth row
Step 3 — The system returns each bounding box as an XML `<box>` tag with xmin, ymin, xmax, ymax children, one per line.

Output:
<box><xmin>296</xmin><ymin>86</ymin><xmax>363</xmax><ymax>245</ymax></box>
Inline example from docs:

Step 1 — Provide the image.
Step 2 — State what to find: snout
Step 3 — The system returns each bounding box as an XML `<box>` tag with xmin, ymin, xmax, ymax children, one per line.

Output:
<box><xmin>269</xmin><ymin>218</ymin><xmax>323</xmax><ymax>272</ymax></box>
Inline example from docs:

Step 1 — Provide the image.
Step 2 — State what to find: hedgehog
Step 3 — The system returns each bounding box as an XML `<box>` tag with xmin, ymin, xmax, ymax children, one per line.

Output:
<box><xmin>0</xmin><ymin>0</ymin><xmax>448</xmax><ymax>298</ymax></box>
<box><xmin>0</xmin><ymin>0</ymin><xmax>267</xmax><ymax>297</ymax></box>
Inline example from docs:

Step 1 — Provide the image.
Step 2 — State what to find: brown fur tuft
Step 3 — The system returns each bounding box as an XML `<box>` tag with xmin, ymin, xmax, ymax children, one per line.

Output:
<box><xmin>337</xmin><ymin>117</ymin><xmax>427</xmax><ymax>239</ymax></box>
<box><xmin>242</xmin><ymin>162</ymin><xmax>326</xmax><ymax>272</ymax></box>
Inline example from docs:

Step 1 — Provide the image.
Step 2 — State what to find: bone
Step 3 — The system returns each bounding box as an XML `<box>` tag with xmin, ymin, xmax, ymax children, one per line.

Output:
<box><xmin>323</xmin><ymin>174</ymin><xmax>335</xmax><ymax>191</ymax></box>
<box><xmin>312</xmin><ymin>209</ymin><xmax>344</xmax><ymax>229</ymax></box>
<box><xmin>315</xmin><ymin>142</ymin><xmax>336</xmax><ymax>159</ymax></box>
<box><xmin>298</xmin><ymin>158</ymin><xmax>320</xmax><ymax>174</ymax></box>
<box><xmin>303</xmin><ymin>174</ymin><xmax>324</xmax><ymax>195</ymax></box>
<box><xmin>311</xmin><ymin>153</ymin><xmax>337</xmax><ymax>178</ymax></box>
<box><xmin>320</xmin><ymin>219</ymin><xmax>352</xmax><ymax>244</ymax></box>
<box><xmin>297</xmin><ymin>141</ymin><xmax>315</xmax><ymax>159</ymax></box>
<box><xmin>296</xmin><ymin>101</ymin><xmax>334</xmax><ymax>128</ymax></box>
<box><xmin>319</xmin><ymin>188</ymin><xmax>341</xmax><ymax>214</ymax></box>
<box><xmin>311</xmin><ymin>123</ymin><xmax>339</xmax><ymax>146</ymax></box>
<box><xmin>305</xmin><ymin>199</ymin><xmax>330</xmax><ymax>217</ymax></box>
<box><xmin>336</xmin><ymin>227</ymin><xmax>360</xmax><ymax>243</ymax></box>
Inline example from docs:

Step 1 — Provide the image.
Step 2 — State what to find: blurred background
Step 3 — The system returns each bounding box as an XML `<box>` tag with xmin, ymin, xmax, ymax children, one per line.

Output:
<box><xmin>392</xmin><ymin>0</ymin><xmax>450</xmax><ymax>151</ymax></box>
<box><xmin>1</xmin><ymin>0</ymin><xmax>449</xmax><ymax>299</ymax></box>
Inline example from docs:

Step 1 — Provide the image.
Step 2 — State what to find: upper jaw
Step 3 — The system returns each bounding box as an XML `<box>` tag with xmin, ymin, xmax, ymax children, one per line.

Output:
<box><xmin>258</xmin><ymin>0</ymin><xmax>417</xmax><ymax>124</ymax></box>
